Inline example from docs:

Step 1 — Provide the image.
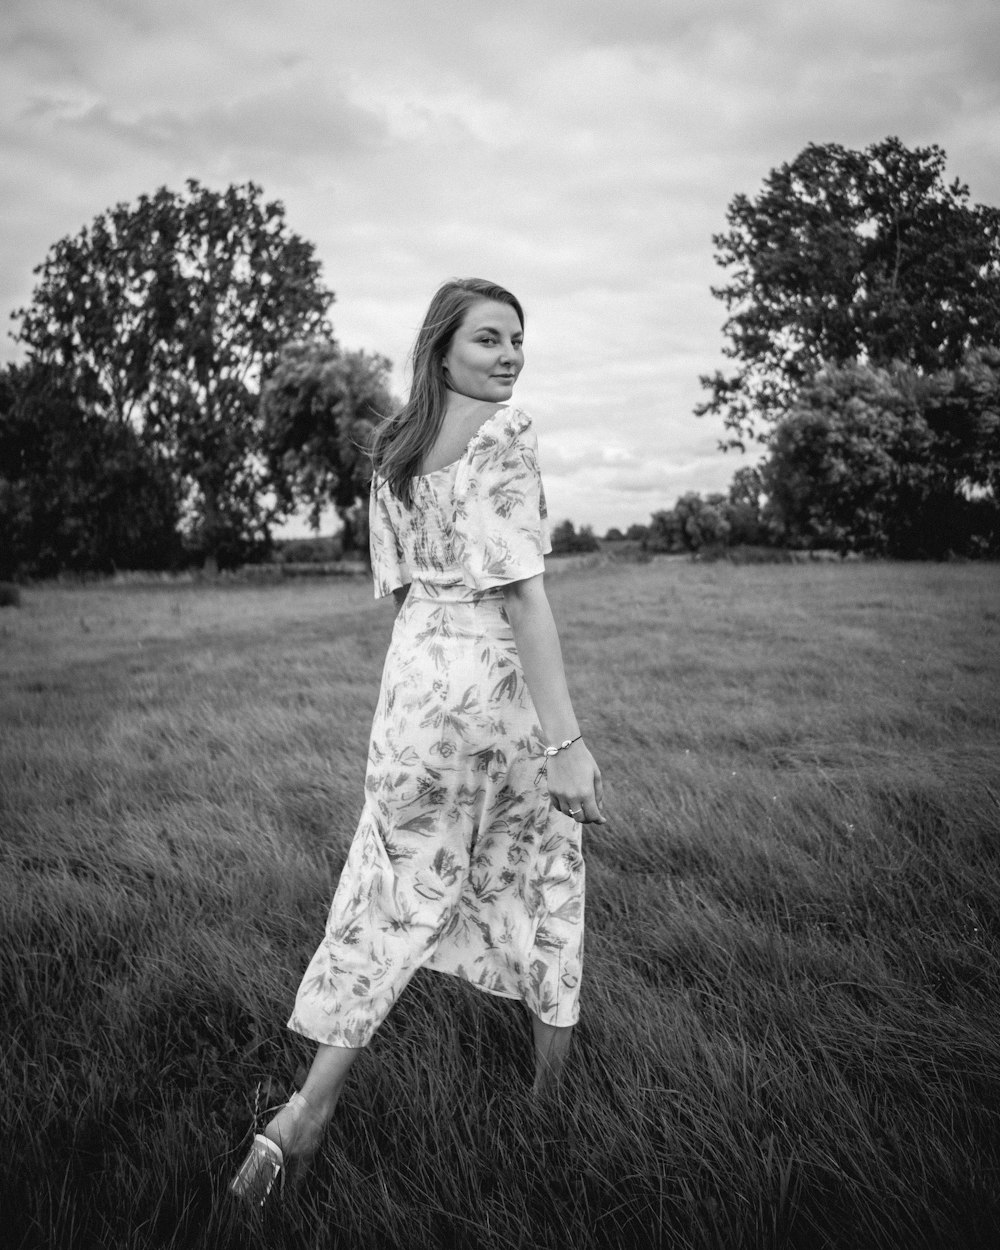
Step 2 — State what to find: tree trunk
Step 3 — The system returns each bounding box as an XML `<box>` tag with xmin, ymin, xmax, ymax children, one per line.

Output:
<box><xmin>338</xmin><ymin>508</ymin><xmax>355</xmax><ymax>556</ymax></box>
<box><xmin>202</xmin><ymin>483</ymin><xmax>220</xmax><ymax>576</ymax></box>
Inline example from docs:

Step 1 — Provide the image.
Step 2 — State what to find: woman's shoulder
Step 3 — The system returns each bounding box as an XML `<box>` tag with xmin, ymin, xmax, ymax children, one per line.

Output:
<box><xmin>467</xmin><ymin>405</ymin><xmax>534</xmax><ymax>463</ymax></box>
<box><xmin>456</xmin><ymin>405</ymin><xmax>542</xmax><ymax>504</ymax></box>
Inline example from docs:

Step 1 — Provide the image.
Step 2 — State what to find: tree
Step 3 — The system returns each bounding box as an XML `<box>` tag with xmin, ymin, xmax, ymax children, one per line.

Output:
<box><xmin>728</xmin><ymin>464</ymin><xmax>765</xmax><ymax>511</ymax></box>
<box><xmin>575</xmin><ymin>524</ymin><xmax>600</xmax><ymax>552</ymax></box>
<box><xmin>0</xmin><ymin>363</ymin><xmax>180</xmax><ymax>578</ymax></box>
<box><xmin>760</xmin><ymin>358</ymin><xmax>1000</xmax><ymax>556</ymax></box>
<box><xmin>12</xmin><ymin>180</ymin><xmax>334</xmax><ymax>569</ymax></box>
<box><xmin>669</xmin><ymin>493</ymin><xmax>731</xmax><ymax>553</ymax></box>
<box><xmin>923</xmin><ymin>347</ymin><xmax>1000</xmax><ymax>503</ymax></box>
<box><xmin>726</xmin><ymin>465</ymin><xmax>770</xmax><ymax>546</ymax></box>
<box><xmin>549</xmin><ymin>520</ymin><xmax>600</xmax><ymax>554</ymax></box>
<box><xmin>260</xmin><ymin>340</ymin><xmax>395</xmax><ymax>553</ymax></box>
<box><xmin>603</xmin><ymin>526</ymin><xmax>625</xmax><ymax>542</ymax></box>
<box><xmin>697</xmin><ymin>137</ymin><xmax>1000</xmax><ymax>449</ymax></box>
<box><xmin>646</xmin><ymin>509</ymin><xmax>681</xmax><ymax>553</ymax></box>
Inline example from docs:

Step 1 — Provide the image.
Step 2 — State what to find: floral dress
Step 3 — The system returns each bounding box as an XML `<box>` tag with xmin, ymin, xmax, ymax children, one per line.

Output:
<box><xmin>288</xmin><ymin>405</ymin><xmax>585</xmax><ymax>1048</ymax></box>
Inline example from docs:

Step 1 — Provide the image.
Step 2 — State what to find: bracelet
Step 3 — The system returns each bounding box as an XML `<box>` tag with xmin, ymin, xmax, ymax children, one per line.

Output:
<box><xmin>542</xmin><ymin>734</ymin><xmax>582</xmax><ymax>758</ymax></box>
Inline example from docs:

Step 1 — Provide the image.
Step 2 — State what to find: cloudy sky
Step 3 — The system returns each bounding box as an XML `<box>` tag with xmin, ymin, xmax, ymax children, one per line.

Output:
<box><xmin>3</xmin><ymin>0</ymin><xmax>999</xmax><ymax>534</ymax></box>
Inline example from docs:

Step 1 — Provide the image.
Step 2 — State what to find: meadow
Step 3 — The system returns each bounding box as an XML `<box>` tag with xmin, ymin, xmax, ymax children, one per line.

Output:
<box><xmin>1</xmin><ymin>558</ymin><xmax>998</xmax><ymax>1250</ymax></box>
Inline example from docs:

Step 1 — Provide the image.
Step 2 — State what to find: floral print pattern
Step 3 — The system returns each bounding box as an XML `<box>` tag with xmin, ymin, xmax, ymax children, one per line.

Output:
<box><xmin>288</xmin><ymin>407</ymin><xmax>584</xmax><ymax>1048</ymax></box>
<box><xmin>369</xmin><ymin>406</ymin><xmax>551</xmax><ymax>601</ymax></box>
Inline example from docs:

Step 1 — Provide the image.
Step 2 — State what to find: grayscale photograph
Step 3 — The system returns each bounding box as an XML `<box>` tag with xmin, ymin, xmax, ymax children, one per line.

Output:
<box><xmin>2</xmin><ymin>2</ymin><xmax>998</xmax><ymax>1248</ymax></box>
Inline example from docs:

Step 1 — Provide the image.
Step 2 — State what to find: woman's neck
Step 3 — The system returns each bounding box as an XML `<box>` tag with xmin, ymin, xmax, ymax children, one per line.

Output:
<box><xmin>443</xmin><ymin>391</ymin><xmax>507</xmax><ymax>420</ymax></box>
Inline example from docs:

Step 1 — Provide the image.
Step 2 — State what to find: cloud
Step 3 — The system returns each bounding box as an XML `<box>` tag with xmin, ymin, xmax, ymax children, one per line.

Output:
<box><xmin>3</xmin><ymin>0</ymin><xmax>999</xmax><ymax>533</ymax></box>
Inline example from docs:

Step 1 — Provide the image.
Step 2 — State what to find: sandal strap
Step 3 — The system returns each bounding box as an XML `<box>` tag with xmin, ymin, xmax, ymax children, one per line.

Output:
<box><xmin>286</xmin><ymin>1091</ymin><xmax>311</xmax><ymax>1114</ymax></box>
<box><xmin>253</xmin><ymin>1133</ymin><xmax>284</xmax><ymax>1165</ymax></box>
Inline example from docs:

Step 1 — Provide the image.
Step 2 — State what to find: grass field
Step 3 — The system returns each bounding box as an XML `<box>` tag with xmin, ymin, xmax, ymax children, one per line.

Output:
<box><xmin>2</xmin><ymin>559</ymin><xmax>999</xmax><ymax>1250</ymax></box>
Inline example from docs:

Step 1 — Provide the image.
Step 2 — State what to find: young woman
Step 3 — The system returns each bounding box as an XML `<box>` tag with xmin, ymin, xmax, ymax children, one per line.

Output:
<box><xmin>231</xmin><ymin>277</ymin><xmax>605</xmax><ymax>1205</ymax></box>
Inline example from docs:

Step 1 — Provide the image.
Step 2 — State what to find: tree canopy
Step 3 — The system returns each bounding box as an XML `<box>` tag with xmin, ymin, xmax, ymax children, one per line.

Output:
<box><xmin>648</xmin><ymin>493</ymin><xmax>732</xmax><ymax>554</ymax></box>
<box><xmin>761</xmin><ymin>353</ymin><xmax>1000</xmax><ymax>556</ymax></box>
<box><xmin>0</xmin><ymin>362</ymin><xmax>180</xmax><ymax>578</ymax></box>
<box><xmin>697</xmin><ymin>137</ymin><xmax>1000</xmax><ymax>449</ymax></box>
<box><xmin>13</xmin><ymin>180</ymin><xmax>334</xmax><ymax>568</ymax></box>
<box><xmin>260</xmin><ymin>340</ymin><xmax>395</xmax><ymax>553</ymax></box>
<box><xmin>549</xmin><ymin>519</ymin><xmax>600</xmax><ymax>555</ymax></box>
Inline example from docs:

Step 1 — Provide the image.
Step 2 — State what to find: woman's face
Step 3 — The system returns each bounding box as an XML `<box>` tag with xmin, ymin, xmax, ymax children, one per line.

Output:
<box><xmin>442</xmin><ymin>299</ymin><xmax>524</xmax><ymax>402</ymax></box>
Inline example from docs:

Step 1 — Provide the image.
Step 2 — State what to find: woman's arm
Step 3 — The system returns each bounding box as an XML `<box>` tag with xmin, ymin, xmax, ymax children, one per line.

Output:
<box><xmin>502</xmin><ymin>574</ymin><xmax>605</xmax><ymax>824</ymax></box>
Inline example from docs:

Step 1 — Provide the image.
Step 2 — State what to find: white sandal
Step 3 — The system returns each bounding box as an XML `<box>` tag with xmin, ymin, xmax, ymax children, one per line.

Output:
<box><xmin>229</xmin><ymin>1091</ymin><xmax>315</xmax><ymax>1206</ymax></box>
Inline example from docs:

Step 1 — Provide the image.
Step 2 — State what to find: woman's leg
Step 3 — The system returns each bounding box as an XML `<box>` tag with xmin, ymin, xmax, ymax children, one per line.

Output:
<box><xmin>529</xmin><ymin>1013</ymin><xmax>574</xmax><ymax>1096</ymax></box>
<box><xmin>263</xmin><ymin>1043</ymin><xmax>361</xmax><ymax>1157</ymax></box>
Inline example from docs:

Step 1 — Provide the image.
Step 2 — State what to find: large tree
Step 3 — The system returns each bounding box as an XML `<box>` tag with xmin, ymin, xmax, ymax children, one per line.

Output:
<box><xmin>13</xmin><ymin>180</ymin><xmax>334</xmax><ymax>568</ymax></box>
<box><xmin>697</xmin><ymin>137</ymin><xmax>1000</xmax><ymax>449</ymax></box>
<box><xmin>260</xmin><ymin>340</ymin><xmax>395</xmax><ymax>553</ymax></box>
<box><xmin>0</xmin><ymin>362</ymin><xmax>180</xmax><ymax>578</ymax></box>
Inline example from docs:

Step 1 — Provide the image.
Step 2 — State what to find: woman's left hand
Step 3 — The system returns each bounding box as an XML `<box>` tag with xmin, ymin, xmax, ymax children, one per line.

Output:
<box><xmin>545</xmin><ymin>740</ymin><xmax>605</xmax><ymax>824</ymax></box>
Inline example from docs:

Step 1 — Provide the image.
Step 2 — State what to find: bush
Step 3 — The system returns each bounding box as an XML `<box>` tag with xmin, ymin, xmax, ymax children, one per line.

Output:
<box><xmin>550</xmin><ymin>520</ymin><xmax>600</xmax><ymax>555</ymax></box>
<box><xmin>1</xmin><ymin>363</ymin><xmax>183</xmax><ymax>578</ymax></box>
<box><xmin>695</xmin><ymin>544</ymin><xmax>799</xmax><ymax>564</ymax></box>
<box><xmin>761</xmin><ymin>357</ymin><xmax>1000</xmax><ymax>558</ymax></box>
<box><xmin>275</xmin><ymin>535</ymin><xmax>344</xmax><ymax>564</ymax></box>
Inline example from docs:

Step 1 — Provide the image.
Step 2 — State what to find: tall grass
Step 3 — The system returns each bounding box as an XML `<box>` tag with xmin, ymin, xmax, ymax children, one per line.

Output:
<box><xmin>1</xmin><ymin>562</ymin><xmax>998</xmax><ymax>1249</ymax></box>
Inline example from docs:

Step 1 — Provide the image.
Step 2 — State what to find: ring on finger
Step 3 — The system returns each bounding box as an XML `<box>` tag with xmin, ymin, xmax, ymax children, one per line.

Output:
<box><xmin>568</xmin><ymin>807</ymin><xmax>583</xmax><ymax>817</ymax></box>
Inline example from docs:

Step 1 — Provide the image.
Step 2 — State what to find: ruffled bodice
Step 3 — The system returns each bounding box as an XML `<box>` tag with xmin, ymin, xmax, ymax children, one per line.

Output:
<box><xmin>369</xmin><ymin>406</ymin><xmax>552</xmax><ymax>603</ymax></box>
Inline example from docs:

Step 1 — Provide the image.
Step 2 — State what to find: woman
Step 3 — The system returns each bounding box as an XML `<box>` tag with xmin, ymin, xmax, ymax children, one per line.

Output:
<box><xmin>231</xmin><ymin>277</ymin><xmax>605</xmax><ymax>1205</ymax></box>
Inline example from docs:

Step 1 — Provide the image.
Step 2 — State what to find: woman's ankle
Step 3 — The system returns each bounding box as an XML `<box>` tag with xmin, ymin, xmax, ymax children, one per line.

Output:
<box><xmin>296</xmin><ymin>1085</ymin><xmax>340</xmax><ymax>1126</ymax></box>
<box><xmin>265</xmin><ymin>1094</ymin><xmax>327</xmax><ymax>1156</ymax></box>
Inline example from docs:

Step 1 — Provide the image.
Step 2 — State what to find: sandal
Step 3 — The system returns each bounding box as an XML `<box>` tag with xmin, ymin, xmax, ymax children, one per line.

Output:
<box><xmin>229</xmin><ymin>1090</ymin><xmax>318</xmax><ymax>1206</ymax></box>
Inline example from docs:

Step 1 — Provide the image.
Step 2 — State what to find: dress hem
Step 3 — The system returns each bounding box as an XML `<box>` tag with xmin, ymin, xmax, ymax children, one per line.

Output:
<box><xmin>286</xmin><ymin>961</ymin><xmax>580</xmax><ymax>1048</ymax></box>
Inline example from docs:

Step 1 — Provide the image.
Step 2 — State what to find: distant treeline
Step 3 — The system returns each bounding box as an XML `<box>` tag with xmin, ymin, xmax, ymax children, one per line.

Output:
<box><xmin>607</xmin><ymin>352</ymin><xmax>1000</xmax><ymax>560</ymax></box>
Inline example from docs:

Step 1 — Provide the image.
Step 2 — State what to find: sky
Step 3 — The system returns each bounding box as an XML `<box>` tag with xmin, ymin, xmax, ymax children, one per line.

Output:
<box><xmin>3</xmin><ymin>0</ymin><xmax>999</xmax><ymax>536</ymax></box>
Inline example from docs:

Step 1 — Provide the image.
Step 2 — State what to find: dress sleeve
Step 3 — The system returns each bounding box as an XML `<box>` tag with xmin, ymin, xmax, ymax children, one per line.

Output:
<box><xmin>369</xmin><ymin>478</ymin><xmax>411</xmax><ymax>599</ymax></box>
<box><xmin>452</xmin><ymin>409</ymin><xmax>552</xmax><ymax>590</ymax></box>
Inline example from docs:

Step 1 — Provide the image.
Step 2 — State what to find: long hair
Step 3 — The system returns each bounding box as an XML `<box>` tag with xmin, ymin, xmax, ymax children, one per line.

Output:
<box><xmin>370</xmin><ymin>278</ymin><xmax>525</xmax><ymax>507</ymax></box>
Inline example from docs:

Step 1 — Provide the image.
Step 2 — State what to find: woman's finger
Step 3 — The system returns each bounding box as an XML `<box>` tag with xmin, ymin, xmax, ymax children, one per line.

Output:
<box><xmin>572</xmin><ymin>794</ymin><xmax>601</xmax><ymax>824</ymax></box>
